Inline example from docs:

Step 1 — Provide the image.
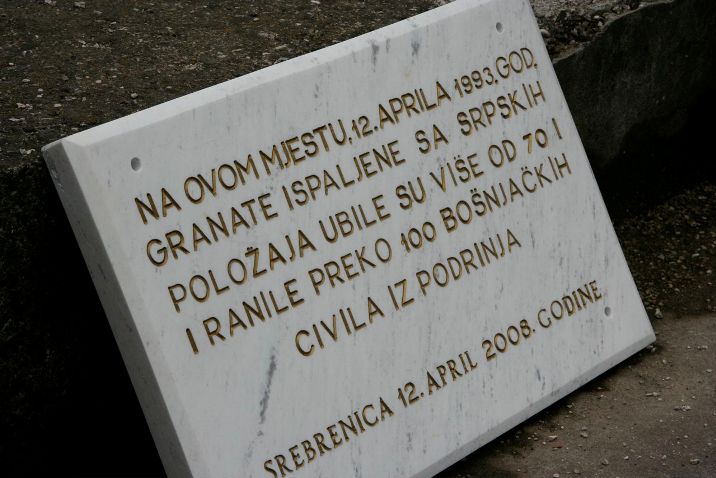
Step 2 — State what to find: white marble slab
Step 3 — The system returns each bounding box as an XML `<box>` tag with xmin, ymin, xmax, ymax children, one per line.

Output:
<box><xmin>42</xmin><ymin>0</ymin><xmax>654</xmax><ymax>477</ymax></box>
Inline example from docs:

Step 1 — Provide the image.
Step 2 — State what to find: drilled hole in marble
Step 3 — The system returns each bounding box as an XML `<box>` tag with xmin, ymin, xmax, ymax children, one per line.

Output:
<box><xmin>131</xmin><ymin>157</ymin><xmax>142</xmax><ymax>172</ymax></box>
<box><xmin>604</xmin><ymin>306</ymin><xmax>612</xmax><ymax>317</ymax></box>
<box><xmin>496</xmin><ymin>22</ymin><xmax>503</xmax><ymax>33</ymax></box>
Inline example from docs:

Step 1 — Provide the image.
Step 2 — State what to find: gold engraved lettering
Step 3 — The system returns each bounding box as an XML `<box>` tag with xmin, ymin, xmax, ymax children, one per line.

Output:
<box><xmin>134</xmin><ymin>187</ymin><xmax>182</xmax><ymax>224</ymax></box>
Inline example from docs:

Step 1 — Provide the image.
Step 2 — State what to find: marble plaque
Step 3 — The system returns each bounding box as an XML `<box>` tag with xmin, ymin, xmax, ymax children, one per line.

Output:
<box><xmin>42</xmin><ymin>0</ymin><xmax>655</xmax><ymax>476</ymax></box>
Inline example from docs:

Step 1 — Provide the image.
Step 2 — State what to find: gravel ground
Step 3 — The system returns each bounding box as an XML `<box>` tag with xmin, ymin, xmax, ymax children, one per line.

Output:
<box><xmin>0</xmin><ymin>0</ymin><xmax>657</xmax><ymax>167</ymax></box>
<box><xmin>440</xmin><ymin>313</ymin><xmax>715</xmax><ymax>477</ymax></box>
<box><xmin>530</xmin><ymin>0</ymin><xmax>652</xmax><ymax>57</ymax></box>
<box><xmin>440</xmin><ymin>0</ymin><xmax>656</xmax><ymax>57</ymax></box>
<box><xmin>0</xmin><ymin>0</ymin><xmax>438</xmax><ymax>168</ymax></box>
<box><xmin>1</xmin><ymin>1</ymin><xmax>713</xmax><ymax>476</ymax></box>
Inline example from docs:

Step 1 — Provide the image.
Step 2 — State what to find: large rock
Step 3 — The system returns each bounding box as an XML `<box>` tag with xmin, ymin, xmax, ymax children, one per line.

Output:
<box><xmin>553</xmin><ymin>0</ymin><xmax>716</xmax><ymax>168</ymax></box>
